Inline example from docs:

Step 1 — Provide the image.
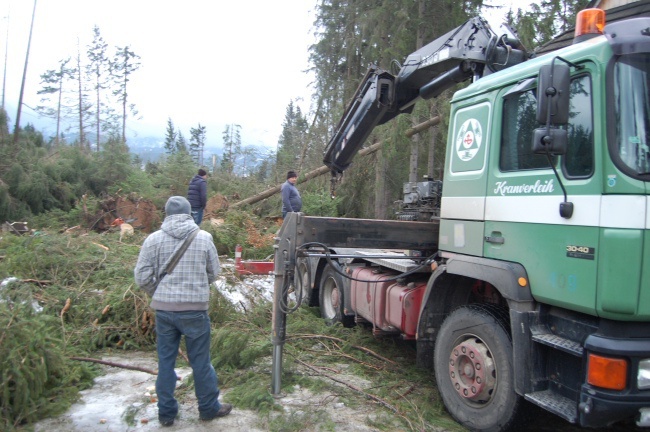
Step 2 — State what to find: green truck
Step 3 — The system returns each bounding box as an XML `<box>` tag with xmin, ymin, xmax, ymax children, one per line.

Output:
<box><xmin>271</xmin><ymin>3</ymin><xmax>650</xmax><ymax>430</ymax></box>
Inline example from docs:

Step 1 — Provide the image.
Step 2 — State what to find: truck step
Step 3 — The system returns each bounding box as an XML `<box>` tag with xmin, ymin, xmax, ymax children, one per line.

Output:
<box><xmin>531</xmin><ymin>326</ymin><xmax>583</xmax><ymax>357</ymax></box>
<box><xmin>525</xmin><ymin>390</ymin><xmax>577</xmax><ymax>424</ymax></box>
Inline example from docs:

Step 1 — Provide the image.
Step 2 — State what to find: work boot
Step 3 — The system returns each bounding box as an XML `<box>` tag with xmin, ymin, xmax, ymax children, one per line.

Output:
<box><xmin>159</xmin><ymin>418</ymin><xmax>174</xmax><ymax>427</ymax></box>
<box><xmin>200</xmin><ymin>403</ymin><xmax>232</xmax><ymax>421</ymax></box>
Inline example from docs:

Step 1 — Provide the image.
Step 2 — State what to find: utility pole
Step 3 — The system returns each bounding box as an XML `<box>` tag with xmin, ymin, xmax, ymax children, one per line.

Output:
<box><xmin>13</xmin><ymin>0</ymin><xmax>37</xmax><ymax>145</ymax></box>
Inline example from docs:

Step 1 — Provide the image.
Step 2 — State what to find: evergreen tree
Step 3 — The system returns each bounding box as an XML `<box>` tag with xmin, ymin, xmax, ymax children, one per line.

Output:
<box><xmin>164</xmin><ymin>118</ymin><xmax>177</xmax><ymax>154</ymax></box>
<box><xmin>508</xmin><ymin>0</ymin><xmax>590</xmax><ymax>48</ymax></box>
<box><xmin>112</xmin><ymin>45</ymin><xmax>141</xmax><ymax>143</ymax></box>
<box><xmin>73</xmin><ymin>40</ymin><xmax>92</xmax><ymax>150</ymax></box>
<box><xmin>221</xmin><ymin>124</ymin><xmax>241</xmax><ymax>175</ymax></box>
<box><xmin>0</xmin><ymin>107</ymin><xmax>8</xmax><ymax>141</ymax></box>
<box><xmin>276</xmin><ymin>100</ymin><xmax>308</xmax><ymax>177</ymax></box>
<box><xmin>239</xmin><ymin>145</ymin><xmax>260</xmax><ymax>177</ymax></box>
<box><xmin>95</xmin><ymin>137</ymin><xmax>132</xmax><ymax>191</ymax></box>
<box><xmin>309</xmin><ymin>0</ymin><xmax>485</xmax><ymax>218</ymax></box>
<box><xmin>86</xmin><ymin>26</ymin><xmax>114</xmax><ymax>150</ymax></box>
<box><xmin>176</xmin><ymin>130</ymin><xmax>188</xmax><ymax>154</ymax></box>
<box><xmin>189</xmin><ymin>123</ymin><xmax>207</xmax><ymax>166</ymax></box>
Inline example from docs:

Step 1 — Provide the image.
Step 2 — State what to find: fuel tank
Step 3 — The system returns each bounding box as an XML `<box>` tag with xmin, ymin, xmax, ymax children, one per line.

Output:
<box><xmin>350</xmin><ymin>266</ymin><xmax>426</xmax><ymax>338</ymax></box>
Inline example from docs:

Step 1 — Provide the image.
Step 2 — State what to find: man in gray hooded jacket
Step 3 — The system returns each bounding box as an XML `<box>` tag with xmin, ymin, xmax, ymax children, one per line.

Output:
<box><xmin>134</xmin><ymin>196</ymin><xmax>231</xmax><ymax>426</ymax></box>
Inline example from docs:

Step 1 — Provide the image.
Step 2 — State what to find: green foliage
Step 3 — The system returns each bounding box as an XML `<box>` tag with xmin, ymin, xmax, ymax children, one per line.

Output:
<box><xmin>28</xmin><ymin>207</ymin><xmax>85</xmax><ymax>231</ymax></box>
<box><xmin>0</xmin><ymin>181</ymin><xmax>30</xmax><ymax>222</ymax></box>
<box><xmin>111</xmin><ymin>167</ymin><xmax>157</xmax><ymax>198</ymax></box>
<box><xmin>211</xmin><ymin>326</ymin><xmax>272</xmax><ymax>370</ymax></box>
<box><xmin>0</xmin><ymin>232</ymin><xmax>155</xmax><ymax>351</ymax></box>
<box><xmin>205</xmin><ymin>209</ymin><xmax>275</xmax><ymax>258</ymax></box>
<box><xmin>0</xmin><ymin>292</ymin><xmax>96</xmax><ymax>430</ymax></box>
<box><xmin>301</xmin><ymin>190</ymin><xmax>339</xmax><ymax>217</ymax></box>
<box><xmin>223</xmin><ymin>371</ymin><xmax>278</xmax><ymax>414</ymax></box>
<box><xmin>509</xmin><ymin>0</ymin><xmax>591</xmax><ymax>49</ymax></box>
<box><xmin>94</xmin><ymin>138</ymin><xmax>133</xmax><ymax>191</ymax></box>
<box><xmin>152</xmin><ymin>152</ymin><xmax>195</xmax><ymax>199</ymax></box>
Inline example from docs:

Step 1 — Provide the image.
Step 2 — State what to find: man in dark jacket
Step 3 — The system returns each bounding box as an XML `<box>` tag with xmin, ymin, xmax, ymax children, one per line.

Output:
<box><xmin>281</xmin><ymin>170</ymin><xmax>302</xmax><ymax>218</ymax></box>
<box><xmin>187</xmin><ymin>169</ymin><xmax>208</xmax><ymax>225</ymax></box>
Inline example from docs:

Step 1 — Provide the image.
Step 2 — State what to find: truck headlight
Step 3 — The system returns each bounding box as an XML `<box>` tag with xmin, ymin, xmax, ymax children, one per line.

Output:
<box><xmin>639</xmin><ymin>359</ymin><xmax>650</xmax><ymax>390</ymax></box>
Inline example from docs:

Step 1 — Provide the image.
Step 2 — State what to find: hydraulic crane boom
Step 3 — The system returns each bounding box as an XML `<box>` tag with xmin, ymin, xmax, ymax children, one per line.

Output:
<box><xmin>323</xmin><ymin>16</ymin><xmax>528</xmax><ymax>175</ymax></box>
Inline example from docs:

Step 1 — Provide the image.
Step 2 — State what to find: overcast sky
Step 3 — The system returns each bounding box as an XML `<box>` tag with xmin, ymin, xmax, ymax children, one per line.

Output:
<box><xmin>0</xmin><ymin>0</ymin><xmax>521</xmax><ymax>150</ymax></box>
<box><xmin>0</xmin><ymin>0</ymin><xmax>316</xmax><ymax>149</ymax></box>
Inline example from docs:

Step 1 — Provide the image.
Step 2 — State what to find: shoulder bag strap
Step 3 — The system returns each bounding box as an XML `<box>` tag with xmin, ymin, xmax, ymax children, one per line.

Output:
<box><xmin>158</xmin><ymin>228</ymin><xmax>200</xmax><ymax>282</ymax></box>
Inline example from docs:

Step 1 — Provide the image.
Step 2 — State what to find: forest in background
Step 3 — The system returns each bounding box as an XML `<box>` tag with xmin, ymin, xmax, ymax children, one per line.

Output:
<box><xmin>0</xmin><ymin>0</ymin><xmax>589</xmax><ymax>226</ymax></box>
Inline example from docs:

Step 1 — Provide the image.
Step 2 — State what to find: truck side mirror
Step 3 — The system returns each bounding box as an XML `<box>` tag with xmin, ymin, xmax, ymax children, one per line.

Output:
<box><xmin>536</xmin><ymin>62</ymin><xmax>570</xmax><ymax>125</ymax></box>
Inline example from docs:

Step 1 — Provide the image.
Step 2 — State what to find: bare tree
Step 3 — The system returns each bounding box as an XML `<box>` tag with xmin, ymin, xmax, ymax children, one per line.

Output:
<box><xmin>112</xmin><ymin>45</ymin><xmax>140</xmax><ymax>143</ymax></box>
<box><xmin>86</xmin><ymin>26</ymin><xmax>111</xmax><ymax>150</ymax></box>
<box><xmin>13</xmin><ymin>0</ymin><xmax>37</xmax><ymax>145</ymax></box>
<box><xmin>36</xmin><ymin>57</ymin><xmax>74</xmax><ymax>145</ymax></box>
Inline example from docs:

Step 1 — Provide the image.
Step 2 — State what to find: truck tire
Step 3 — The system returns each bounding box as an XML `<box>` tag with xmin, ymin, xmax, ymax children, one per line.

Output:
<box><xmin>434</xmin><ymin>304</ymin><xmax>521</xmax><ymax>432</ymax></box>
<box><xmin>295</xmin><ymin>260</ymin><xmax>312</xmax><ymax>306</ymax></box>
<box><xmin>319</xmin><ymin>262</ymin><xmax>353</xmax><ymax>327</ymax></box>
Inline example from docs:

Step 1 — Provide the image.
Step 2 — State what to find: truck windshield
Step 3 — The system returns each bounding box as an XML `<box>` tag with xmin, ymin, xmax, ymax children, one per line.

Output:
<box><xmin>612</xmin><ymin>53</ymin><xmax>650</xmax><ymax>176</ymax></box>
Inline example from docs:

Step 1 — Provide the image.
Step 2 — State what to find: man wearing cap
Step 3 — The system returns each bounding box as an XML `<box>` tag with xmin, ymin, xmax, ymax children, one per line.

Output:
<box><xmin>187</xmin><ymin>169</ymin><xmax>208</xmax><ymax>225</ymax></box>
<box><xmin>281</xmin><ymin>170</ymin><xmax>302</xmax><ymax>218</ymax></box>
<box><xmin>134</xmin><ymin>196</ymin><xmax>232</xmax><ymax>426</ymax></box>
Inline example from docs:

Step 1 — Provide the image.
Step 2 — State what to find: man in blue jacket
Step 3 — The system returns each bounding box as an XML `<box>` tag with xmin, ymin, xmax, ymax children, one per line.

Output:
<box><xmin>281</xmin><ymin>170</ymin><xmax>302</xmax><ymax>218</ymax></box>
<box><xmin>187</xmin><ymin>169</ymin><xmax>208</xmax><ymax>225</ymax></box>
<box><xmin>134</xmin><ymin>196</ymin><xmax>232</xmax><ymax>426</ymax></box>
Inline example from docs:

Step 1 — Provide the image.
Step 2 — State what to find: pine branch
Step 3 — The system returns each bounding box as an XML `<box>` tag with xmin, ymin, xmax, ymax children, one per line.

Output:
<box><xmin>288</xmin><ymin>334</ymin><xmax>397</xmax><ymax>365</ymax></box>
<box><xmin>294</xmin><ymin>358</ymin><xmax>398</xmax><ymax>413</ymax></box>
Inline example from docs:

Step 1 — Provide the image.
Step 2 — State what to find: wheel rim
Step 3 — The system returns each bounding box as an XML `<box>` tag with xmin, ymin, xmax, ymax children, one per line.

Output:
<box><xmin>322</xmin><ymin>278</ymin><xmax>340</xmax><ymax>320</ymax></box>
<box><xmin>448</xmin><ymin>336</ymin><xmax>497</xmax><ymax>404</ymax></box>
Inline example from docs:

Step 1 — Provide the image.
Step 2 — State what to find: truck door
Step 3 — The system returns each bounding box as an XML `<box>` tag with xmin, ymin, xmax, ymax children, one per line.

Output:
<box><xmin>483</xmin><ymin>69</ymin><xmax>600</xmax><ymax>314</ymax></box>
<box><xmin>438</xmin><ymin>99</ymin><xmax>492</xmax><ymax>257</ymax></box>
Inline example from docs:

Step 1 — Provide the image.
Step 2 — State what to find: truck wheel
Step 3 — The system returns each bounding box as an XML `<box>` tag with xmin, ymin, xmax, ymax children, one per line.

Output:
<box><xmin>319</xmin><ymin>263</ymin><xmax>353</xmax><ymax>327</ymax></box>
<box><xmin>434</xmin><ymin>304</ymin><xmax>521</xmax><ymax>432</ymax></box>
<box><xmin>295</xmin><ymin>260</ymin><xmax>312</xmax><ymax>306</ymax></box>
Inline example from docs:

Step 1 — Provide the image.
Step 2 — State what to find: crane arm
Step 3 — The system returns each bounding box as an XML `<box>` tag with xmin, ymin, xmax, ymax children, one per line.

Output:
<box><xmin>323</xmin><ymin>17</ymin><xmax>527</xmax><ymax>174</ymax></box>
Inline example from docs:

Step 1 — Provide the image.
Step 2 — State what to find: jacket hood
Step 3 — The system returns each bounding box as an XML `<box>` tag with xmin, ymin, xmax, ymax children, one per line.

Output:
<box><xmin>161</xmin><ymin>214</ymin><xmax>197</xmax><ymax>239</ymax></box>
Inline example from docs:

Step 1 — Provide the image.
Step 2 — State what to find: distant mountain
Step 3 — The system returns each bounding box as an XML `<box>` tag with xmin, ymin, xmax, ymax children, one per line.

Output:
<box><xmin>126</xmin><ymin>136</ymin><xmax>165</xmax><ymax>163</ymax></box>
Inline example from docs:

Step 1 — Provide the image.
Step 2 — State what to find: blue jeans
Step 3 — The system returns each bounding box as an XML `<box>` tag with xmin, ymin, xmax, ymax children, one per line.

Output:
<box><xmin>155</xmin><ymin>310</ymin><xmax>222</xmax><ymax>421</ymax></box>
<box><xmin>191</xmin><ymin>208</ymin><xmax>204</xmax><ymax>225</ymax></box>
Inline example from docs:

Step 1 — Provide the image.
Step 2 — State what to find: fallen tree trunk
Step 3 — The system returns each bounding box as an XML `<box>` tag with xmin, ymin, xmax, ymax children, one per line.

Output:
<box><xmin>70</xmin><ymin>356</ymin><xmax>158</xmax><ymax>375</ymax></box>
<box><xmin>230</xmin><ymin>140</ymin><xmax>383</xmax><ymax>209</ymax></box>
<box><xmin>230</xmin><ymin>116</ymin><xmax>439</xmax><ymax>209</ymax></box>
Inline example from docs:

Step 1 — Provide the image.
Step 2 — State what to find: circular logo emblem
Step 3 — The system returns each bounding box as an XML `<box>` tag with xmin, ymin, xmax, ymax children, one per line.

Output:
<box><xmin>607</xmin><ymin>175</ymin><xmax>617</xmax><ymax>188</ymax></box>
<box><xmin>455</xmin><ymin>119</ymin><xmax>483</xmax><ymax>162</ymax></box>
